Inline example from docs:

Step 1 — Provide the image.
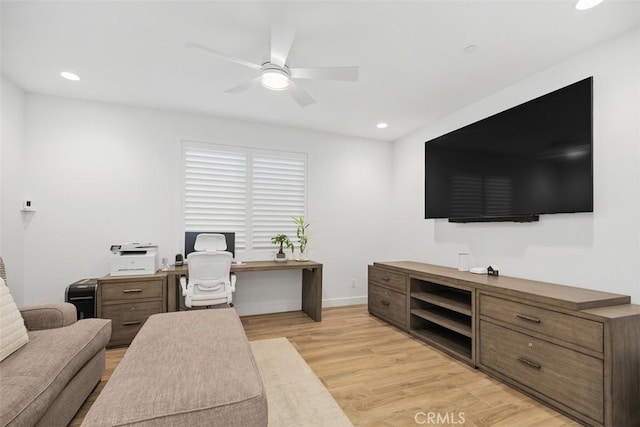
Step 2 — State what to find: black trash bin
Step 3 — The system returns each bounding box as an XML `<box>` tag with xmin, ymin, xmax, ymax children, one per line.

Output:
<box><xmin>65</xmin><ymin>278</ymin><xmax>97</xmax><ymax>319</ymax></box>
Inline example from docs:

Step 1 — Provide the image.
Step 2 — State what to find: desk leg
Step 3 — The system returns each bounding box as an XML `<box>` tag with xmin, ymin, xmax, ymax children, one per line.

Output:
<box><xmin>302</xmin><ymin>266</ymin><xmax>322</xmax><ymax>322</ymax></box>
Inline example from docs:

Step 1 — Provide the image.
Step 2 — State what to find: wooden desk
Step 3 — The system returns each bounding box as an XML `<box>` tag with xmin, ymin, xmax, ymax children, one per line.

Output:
<box><xmin>165</xmin><ymin>260</ymin><xmax>323</xmax><ymax>321</ymax></box>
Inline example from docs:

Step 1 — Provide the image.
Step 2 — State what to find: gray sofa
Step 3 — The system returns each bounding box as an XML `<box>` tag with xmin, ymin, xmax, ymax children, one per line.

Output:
<box><xmin>0</xmin><ymin>261</ymin><xmax>111</xmax><ymax>427</ymax></box>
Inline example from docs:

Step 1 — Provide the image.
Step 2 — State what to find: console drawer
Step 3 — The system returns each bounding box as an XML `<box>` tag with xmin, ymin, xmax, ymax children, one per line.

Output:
<box><xmin>102</xmin><ymin>301</ymin><xmax>163</xmax><ymax>346</ymax></box>
<box><xmin>480</xmin><ymin>294</ymin><xmax>603</xmax><ymax>353</ymax></box>
<box><xmin>101</xmin><ymin>279</ymin><xmax>164</xmax><ymax>302</ymax></box>
<box><xmin>368</xmin><ymin>265</ymin><xmax>407</xmax><ymax>293</ymax></box>
<box><xmin>480</xmin><ymin>320</ymin><xmax>603</xmax><ymax>424</ymax></box>
<box><xmin>369</xmin><ymin>283</ymin><xmax>407</xmax><ymax>329</ymax></box>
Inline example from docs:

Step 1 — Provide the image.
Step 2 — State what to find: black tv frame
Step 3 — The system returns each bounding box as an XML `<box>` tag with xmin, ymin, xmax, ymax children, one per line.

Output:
<box><xmin>184</xmin><ymin>231</ymin><xmax>235</xmax><ymax>258</ymax></box>
<box><xmin>425</xmin><ymin>77</ymin><xmax>593</xmax><ymax>223</ymax></box>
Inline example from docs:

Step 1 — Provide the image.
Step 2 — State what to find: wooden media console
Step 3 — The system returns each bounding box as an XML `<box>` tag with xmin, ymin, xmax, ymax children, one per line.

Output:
<box><xmin>368</xmin><ymin>261</ymin><xmax>640</xmax><ymax>427</ymax></box>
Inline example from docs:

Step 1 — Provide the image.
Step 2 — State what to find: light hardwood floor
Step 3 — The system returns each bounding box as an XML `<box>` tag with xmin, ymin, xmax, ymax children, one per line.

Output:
<box><xmin>71</xmin><ymin>305</ymin><xmax>577</xmax><ymax>426</ymax></box>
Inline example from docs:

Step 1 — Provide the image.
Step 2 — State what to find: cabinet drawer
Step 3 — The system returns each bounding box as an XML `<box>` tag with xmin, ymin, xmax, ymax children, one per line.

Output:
<box><xmin>102</xmin><ymin>301</ymin><xmax>163</xmax><ymax>345</ymax></box>
<box><xmin>101</xmin><ymin>279</ymin><xmax>163</xmax><ymax>302</ymax></box>
<box><xmin>368</xmin><ymin>265</ymin><xmax>407</xmax><ymax>294</ymax></box>
<box><xmin>480</xmin><ymin>294</ymin><xmax>603</xmax><ymax>353</ymax></box>
<box><xmin>369</xmin><ymin>283</ymin><xmax>407</xmax><ymax>328</ymax></box>
<box><xmin>480</xmin><ymin>320</ymin><xmax>603</xmax><ymax>424</ymax></box>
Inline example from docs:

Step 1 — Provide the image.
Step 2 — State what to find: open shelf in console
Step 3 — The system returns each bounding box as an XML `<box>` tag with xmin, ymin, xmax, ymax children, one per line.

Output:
<box><xmin>410</xmin><ymin>320</ymin><xmax>472</xmax><ymax>362</ymax></box>
<box><xmin>411</xmin><ymin>290</ymin><xmax>472</xmax><ymax>316</ymax></box>
<box><xmin>410</xmin><ymin>278</ymin><xmax>473</xmax><ymax>364</ymax></box>
<box><xmin>411</xmin><ymin>307</ymin><xmax>471</xmax><ymax>337</ymax></box>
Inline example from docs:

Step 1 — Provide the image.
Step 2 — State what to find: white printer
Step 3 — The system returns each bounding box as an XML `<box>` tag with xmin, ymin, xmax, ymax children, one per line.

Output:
<box><xmin>109</xmin><ymin>243</ymin><xmax>159</xmax><ymax>276</ymax></box>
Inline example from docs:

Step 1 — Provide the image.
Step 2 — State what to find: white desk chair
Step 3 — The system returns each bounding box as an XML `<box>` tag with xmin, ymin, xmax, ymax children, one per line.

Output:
<box><xmin>180</xmin><ymin>234</ymin><xmax>237</xmax><ymax>308</ymax></box>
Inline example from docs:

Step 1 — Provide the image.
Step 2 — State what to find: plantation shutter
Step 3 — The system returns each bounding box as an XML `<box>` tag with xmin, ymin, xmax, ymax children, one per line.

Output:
<box><xmin>183</xmin><ymin>141</ymin><xmax>307</xmax><ymax>255</ymax></box>
<box><xmin>184</xmin><ymin>145</ymin><xmax>248</xmax><ymax>250</ymax></box>
<box><xmin>251</xmin><ymin>154</ymin><xmax>307</xmax><ymax>250</ymax></box>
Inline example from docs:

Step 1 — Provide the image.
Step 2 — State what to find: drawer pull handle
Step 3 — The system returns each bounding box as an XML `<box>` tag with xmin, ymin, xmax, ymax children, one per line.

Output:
<box><xmin>517</xmin><ymin>356</ymin><xmax>541</xmax><ymax>370</ymax></box>
<box><xmin>381</xmin><ymin>276</ymin><xmax>390</xmax><ymax>282</ymax></box>
<box><xmin>122</xmin><ymin>321</ymin><xmax>142</xmax><ymax>326</ymax></box>
<box><xmin>381</xmin><ymin>300</ymin><xmax>390</xmax><ymax>306</ymax></box>
<box><xmin>123</xmin><ymin>289</ymin><xmax>143</xmax><ymax>293</ymax></box>
<box><xmin>516</xmin><ymin>314</ymin><xmax>541</xmax><ymax>323</ymax></box>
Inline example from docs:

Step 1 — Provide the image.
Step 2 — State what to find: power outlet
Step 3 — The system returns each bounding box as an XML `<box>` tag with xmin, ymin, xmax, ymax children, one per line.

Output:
<box><xmin>351</xmin><ymin>279</ymin><xmax>356</xmax><ymax>288</ymax></box>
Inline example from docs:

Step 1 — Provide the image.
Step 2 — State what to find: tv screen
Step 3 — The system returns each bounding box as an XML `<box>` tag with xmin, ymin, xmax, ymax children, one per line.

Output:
<box><xmin>425</xmin><ymin>77</ymin><xmax>593</xmax><ymax>222</ymax></box>
<box><xmin>184</xmin><ymin>231</ymin><xmax>235</xmax><ymax>258</ymax></box>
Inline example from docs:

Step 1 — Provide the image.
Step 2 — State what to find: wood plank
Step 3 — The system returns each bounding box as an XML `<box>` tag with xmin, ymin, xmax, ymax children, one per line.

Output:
<box><xmin>167</xmin><ymin>259</ymin><xmax>322</xmax><ymax>274</ymax></box>
<box><xmin>411</xmin><ymin>291</ymin><xmax>472</xmax><ymax>316</ymax></box>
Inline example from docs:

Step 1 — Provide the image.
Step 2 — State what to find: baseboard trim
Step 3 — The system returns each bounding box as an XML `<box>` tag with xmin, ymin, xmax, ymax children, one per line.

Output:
<box><xmin>235</xmin><ymin>301</ymin><xmax>301</xmax><ymax>317</ymax></box>
<box><xmin>323</xmin><ymin>296</ymin><xmax>367</xmax><ymax>307</ymax></box>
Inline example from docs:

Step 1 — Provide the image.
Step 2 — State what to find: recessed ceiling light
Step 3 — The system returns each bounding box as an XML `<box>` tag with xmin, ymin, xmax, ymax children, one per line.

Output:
<box><xmin>376</xmin><ymin>123</ymin><xmax>388</xmax><ymax>129</ymax></box>
<box><xmin>60</xmin><ymin>71</ymin><xmax>80</xmax><ymax>81</ymax></box>
<box><xmin>576</xmin><ymin>0</ymin><xmax>604</xmax><ymax>10</ymax></box>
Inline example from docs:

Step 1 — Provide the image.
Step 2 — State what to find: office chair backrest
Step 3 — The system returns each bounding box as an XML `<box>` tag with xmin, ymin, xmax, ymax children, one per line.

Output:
<box><xmin>187</xmin><ymin>251</ymin><xmax>232</xmax><ymax>294</ymax></box>
<box><xmin>194</xmin><ymin>234</ymin><xmax>227</xmax><ymax>252</ymax></box>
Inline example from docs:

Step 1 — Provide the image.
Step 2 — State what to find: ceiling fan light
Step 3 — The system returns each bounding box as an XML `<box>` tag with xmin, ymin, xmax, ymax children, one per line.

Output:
<box><xmin>576</xmin><ymin>0</ymin><xmax>604</xmax><ymax>10</ymax></box>
<box><xmin>261</xmin><ymin>69</ymin><xmax>290</xmax><ymax>91</ymax></box>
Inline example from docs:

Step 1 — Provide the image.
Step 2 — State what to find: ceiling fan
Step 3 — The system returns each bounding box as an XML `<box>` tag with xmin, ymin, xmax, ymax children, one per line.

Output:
<box><xmin>186</xmin><ymin>22</ymin><xmax>359</xmax><ymax>108</ymax></box>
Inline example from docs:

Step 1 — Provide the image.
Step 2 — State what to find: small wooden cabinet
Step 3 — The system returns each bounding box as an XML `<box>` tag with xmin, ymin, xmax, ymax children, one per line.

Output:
<box><xmin>368</xmin><ymin>261</ymin><xmax>640</xmax><ymax>427</ymax></box>
<box><xmin>97</xmin><ymin>273</ymin><xmax>167</xmax><ymax>347</ymax></box>
<box><xmin>367</xmin><ymin>265</ymin><xmax>408</xmax><ymax>330</ymax></box>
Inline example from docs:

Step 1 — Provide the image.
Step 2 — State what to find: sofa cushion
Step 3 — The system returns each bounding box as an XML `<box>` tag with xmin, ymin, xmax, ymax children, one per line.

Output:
<box><xmin>0</xmin><ymin>318</ymin><xmax>111</xmax><ymax>426</ymax></box>
<box><xmin>0</xmin><ymin>278</ymin><xmax>29</xmax><ymax>362</ymax></box>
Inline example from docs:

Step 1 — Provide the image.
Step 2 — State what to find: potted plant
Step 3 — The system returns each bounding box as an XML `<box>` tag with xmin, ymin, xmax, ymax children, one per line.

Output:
<box><xmin>293</xmin><ymin>216</ymin><xmax>310</xmax><ymax>261</ymax></box>
<box><xmin>271</xmin><ymin>234</ymin><xmax>292</xmax><ymax>262</ymax></box>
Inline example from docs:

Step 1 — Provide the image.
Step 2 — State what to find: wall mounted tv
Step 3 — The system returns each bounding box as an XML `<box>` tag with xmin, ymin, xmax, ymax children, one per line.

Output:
<box><xmin>424</xmin><ymin>77</ymin><xmax>593</xmax><ymax>223</ymax></box>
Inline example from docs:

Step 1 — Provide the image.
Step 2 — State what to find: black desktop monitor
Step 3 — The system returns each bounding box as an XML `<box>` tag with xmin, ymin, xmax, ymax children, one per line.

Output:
<box><xmin>184</xmin><ymin>232</ymin><xmax>235</xmax><ymax>258</ymax></box>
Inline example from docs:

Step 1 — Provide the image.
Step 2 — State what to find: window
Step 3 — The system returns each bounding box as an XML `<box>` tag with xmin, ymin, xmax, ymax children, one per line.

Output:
<box><xmin>183</xmin><ymin>141</ymin><xmax>307</xmax><ymax>256</ymax></box>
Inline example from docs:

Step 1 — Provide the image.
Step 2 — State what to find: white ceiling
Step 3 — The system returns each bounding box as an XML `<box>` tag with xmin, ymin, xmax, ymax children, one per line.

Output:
<box><xmin>2</xmin><ymin>1</ymin><xmax>639</xmax><ymax>141</ymax></box>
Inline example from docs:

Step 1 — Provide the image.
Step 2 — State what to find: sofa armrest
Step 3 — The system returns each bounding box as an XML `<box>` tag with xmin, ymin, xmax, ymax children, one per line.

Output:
<box><xmin>19</xmin><ymin>303</ymin><xmax>77</xmax><ymax>331</ymax></box>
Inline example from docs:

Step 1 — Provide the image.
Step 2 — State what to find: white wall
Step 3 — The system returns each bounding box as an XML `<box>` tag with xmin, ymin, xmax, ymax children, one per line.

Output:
<box><xmin>0</xmin><ymin>75</ymin><xmax>27</xmax><ymax>304</ymax></box>
<box><xmin>19</xmin><ymin>95</ymin><xmax>392</xmax><ymax>313</ymax></box>
<box><xmin>391</xmin><ymin>28</ymin><xmax>640</xmax><ymax>303</ymax></box>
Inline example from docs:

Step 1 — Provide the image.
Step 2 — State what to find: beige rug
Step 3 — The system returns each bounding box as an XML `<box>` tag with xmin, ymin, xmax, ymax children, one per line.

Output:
<box><xmin>250</xmin><ymin>337</ymin><xmax>353</xmax><ymax>427</ymax></box>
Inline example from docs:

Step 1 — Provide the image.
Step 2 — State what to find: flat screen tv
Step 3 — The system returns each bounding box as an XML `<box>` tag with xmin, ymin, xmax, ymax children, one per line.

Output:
<box><xmin>425</xmin><ymin>77</ymin><xmax>593</xmax><ymax>223</ymax></box>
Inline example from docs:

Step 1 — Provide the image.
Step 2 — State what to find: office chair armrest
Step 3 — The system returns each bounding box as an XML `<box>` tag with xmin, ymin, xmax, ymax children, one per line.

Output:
<box><xmin>230</xmin><ymin>273</ymin><xmax>237</xmax><ymax>293</ymax></box>
<box><xmin>179</xmin><ymin>275</ymin><xmax>188</xmax><ymax>296</ymax></box>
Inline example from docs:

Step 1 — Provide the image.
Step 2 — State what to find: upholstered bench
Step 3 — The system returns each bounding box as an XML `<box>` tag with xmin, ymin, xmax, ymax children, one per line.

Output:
<box><xmin>82</xmin><ymin>309</ymin><xmax>267</xmax><ymax>426</ymax></box>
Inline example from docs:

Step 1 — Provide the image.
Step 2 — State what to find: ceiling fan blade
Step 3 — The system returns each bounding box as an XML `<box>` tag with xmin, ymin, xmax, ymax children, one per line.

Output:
<box><xmin>186</xmin><ymin>41</ymin><xmax>262</xmax><ymax>70</ymax></box>
<box><xmin>225</xmin><ymin>77</ymin><xmax>260</xmax><ymax>94</ymax></box>
<box><xmin>288</xmin><ymin>81</ymin><xmax>316</xmax><ymax>108</ymax></box>
<box><xmin>290</xmin><ymin>66</ymin><xmax>359</xmax><ymax>81</ymax></box>
<box><xmin>270</xmin><ymin>21</ymin><xmax>295</xmax><ymax>68</ymax></box>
